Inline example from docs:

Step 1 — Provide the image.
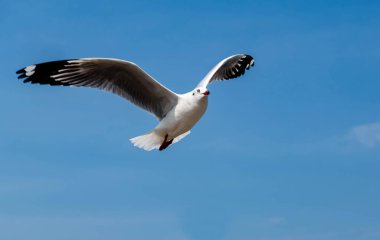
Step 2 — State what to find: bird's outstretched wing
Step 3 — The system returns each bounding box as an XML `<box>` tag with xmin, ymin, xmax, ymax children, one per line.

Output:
<box><xmin>197</xmin><ymin>54</ymin><xmax>255</xmax><ymax>88</ymax></box>
<box><xmin>16</xmin><ymin>58</ymin><xmax>178</xmax><ymax>120</ymax></box>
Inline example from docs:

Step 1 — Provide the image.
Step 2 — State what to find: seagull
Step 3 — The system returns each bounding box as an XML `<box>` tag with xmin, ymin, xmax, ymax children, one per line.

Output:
<box><xmin>16</xmin><ymin>54</ymin><xmax>255</xmax><ymax>151</ymax></box>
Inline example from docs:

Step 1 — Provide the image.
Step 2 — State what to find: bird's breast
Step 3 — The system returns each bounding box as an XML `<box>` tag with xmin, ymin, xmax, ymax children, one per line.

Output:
<box><xmin>157</xmin><ymin>97</ymin><xmax>208</xmax><ymax>137</ymax></box>
<box><xmin>175</xmin><ymin>97</ymin><xmax>208</xmax><ymax>123</ymax></box>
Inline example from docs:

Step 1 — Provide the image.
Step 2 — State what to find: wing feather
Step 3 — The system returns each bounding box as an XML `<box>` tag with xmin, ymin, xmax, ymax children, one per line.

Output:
<box><xmin>197</xmin><ymin>54</ymin><xmax>255</xmax><ymax>88</ymax></box>
<box><xmin>16</xmin><ymin>58</ymin><xmax>178</xmax><ymax>120</ymax></box>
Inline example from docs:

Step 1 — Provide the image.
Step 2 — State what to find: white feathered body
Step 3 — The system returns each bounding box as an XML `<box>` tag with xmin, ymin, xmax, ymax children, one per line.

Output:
<box><xmin>130</xmin><ymin>92</ymin><xmax>208</xmax><ymax>150</ymax></box>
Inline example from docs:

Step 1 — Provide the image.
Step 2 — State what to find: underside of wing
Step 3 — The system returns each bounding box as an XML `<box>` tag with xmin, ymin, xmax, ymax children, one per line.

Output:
<box><xmin>16</xmin><ymin>58</ymin><xmax>178</xmax><ymax>120</ymax></box>
<box><xmin>197</xmin><ymin>54</ymin><xmax>255</xmax><ymax>88</ymax></box>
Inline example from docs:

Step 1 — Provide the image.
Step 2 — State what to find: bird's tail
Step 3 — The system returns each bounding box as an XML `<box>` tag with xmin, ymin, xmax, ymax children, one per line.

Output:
<box><xmin>130</xmin><ymin>130</ymin><xmax>191</xmax><ymax>151</ymax></box>
<box><xmin>130</xmin><ymin>131</ymin><xmax>163</xmax><ymax>151</ymax></box>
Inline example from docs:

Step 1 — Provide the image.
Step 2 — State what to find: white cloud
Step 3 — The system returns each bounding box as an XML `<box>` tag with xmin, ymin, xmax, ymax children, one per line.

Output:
<box><xmin>348</xmin><ymin>121</ymin><xmax>380</xmax><ymax>147</ymax></box>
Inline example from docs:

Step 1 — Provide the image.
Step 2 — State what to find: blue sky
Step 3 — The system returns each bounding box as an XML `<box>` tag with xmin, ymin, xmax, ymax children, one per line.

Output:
<box><xmin>1</xmin><ymin>0</ymin><xmax>380</xmax><ymax>239</ymax></box>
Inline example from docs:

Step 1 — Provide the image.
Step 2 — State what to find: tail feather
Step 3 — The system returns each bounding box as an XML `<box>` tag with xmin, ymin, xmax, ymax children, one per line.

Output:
<box><xmin>130</xmin><ymin>130</ymin><xmax>191</xmax><ymax>151</ymax></box>
<box><xmin>130</xmin><ymin>131</ymin><xmax>163</xmax><ymax>151</ymax></box>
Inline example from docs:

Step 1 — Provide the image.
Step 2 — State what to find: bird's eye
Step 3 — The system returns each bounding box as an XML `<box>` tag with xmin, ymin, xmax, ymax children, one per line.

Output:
<box><xmin>197</xmin><ymin>89</ymin><xmax>200</xmax><ymax>93</ymax></box>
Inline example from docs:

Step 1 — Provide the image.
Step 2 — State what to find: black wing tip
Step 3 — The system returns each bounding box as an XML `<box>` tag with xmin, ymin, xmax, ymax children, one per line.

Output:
<box><xmin>214</xmin><ymin>54</ymin><xmax>255</xmax><ymax>81</ymax></box>
<box><xmin>242</xmin><ymin>54</ymin><xmax>255</xmax><ymax>67</ymax></box>
<box><xmin>231</xmin><ymin>54</ymin><xmax>254</xmax><ymax>77</ymax></box>
<box><xmin>17</xmin><ymin>73</ymin><xmax>27</xmax><ymax>79</ymax></box>
<box><xmin>238</xmin><ymin>54</ymin><xmax>254</xmax><ymax>72</ymax></box>
<box><xmin>16</xmin><ymin>68</ymin><xmax>25</xmax><ymax>74</ymax></box>
<box><xmin>15</xmin><ymin>59</ymin><xmax>77</xmax><ymax>86</ymax></box>
<box><xmin>16</xmin><ymin>68</ymin><xmax>28</xmax><ymax>81</ymax></box>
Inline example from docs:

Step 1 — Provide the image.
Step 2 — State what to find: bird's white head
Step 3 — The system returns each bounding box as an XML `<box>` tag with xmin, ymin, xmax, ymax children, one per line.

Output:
<box><xmin>192</xmin><ymin>87</ymin><xmax>210</xmax><ymax>97</ymax></box>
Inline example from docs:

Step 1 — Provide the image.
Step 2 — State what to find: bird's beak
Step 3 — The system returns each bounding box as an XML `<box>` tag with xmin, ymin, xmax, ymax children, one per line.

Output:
<box><xmin>203</xmin><ymin>90</ymin><xmax>210</xmax><ymax>96</ymax></box>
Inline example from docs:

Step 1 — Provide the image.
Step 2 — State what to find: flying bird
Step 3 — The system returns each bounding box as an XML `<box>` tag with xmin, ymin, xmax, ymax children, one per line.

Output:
<box><xmin>16</xmin><ymin>54</ymin><xmax>255</xmax><ymax>151</ymax></box>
